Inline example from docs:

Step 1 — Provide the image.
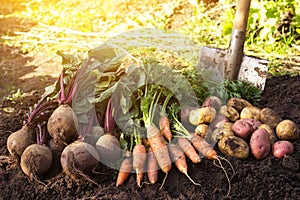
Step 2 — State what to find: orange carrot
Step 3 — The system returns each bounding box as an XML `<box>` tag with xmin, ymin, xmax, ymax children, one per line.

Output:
<box><xmin>147</xmin><ymin>147</ymin><xmax>159</xmax><ymax>184</ymax></box>
<box><xmin>116</xmin><ymin>157</ymin><xmax>132</xmax><ymax>187</ymax></box>
<box><xmin>147</xmin><ymin>125</ymin><xmax>172</xmax><ymax>174</ymax></box>
<box><xmin>168</xmin><ymin>143</ymin><xmax>200</xmax><ymax>186</ymax></box>
<box><xmin>159</xmin><ymin>116</ymin><xmax>172</xmax><ymax>142</ymax></box>
<box><xmin>191</xmin><ymin>134</ymin><xmax>217</xmax><ymax>160</ymax></box>
<box><xmin>132</xmin><ymin>144</ymin><xmax>147</xmax><ymax>187</ymax></box>
<box><xmin>177</xmin><ymin>137</ymin><xmax>201</xmax><ymax>163</ymax></box>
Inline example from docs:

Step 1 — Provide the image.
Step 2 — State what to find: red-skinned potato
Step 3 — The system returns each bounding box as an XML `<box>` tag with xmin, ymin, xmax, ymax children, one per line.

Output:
<box><xmin>210</xmin><ymin>115</ymin><xmax>229</xmax><ymax>129</ymax></box>
<box><xmin>202</xmin><ymin>96</ymin><xmax>222</xmax><ymax>112</ymax></box>
<box><xmin>232</xmin><ymin>119</ymin><xmax>254</xmax><ymax>140</ymax></box>
<box><xmin>258</xmin><ymin>124</ymin><xmax>277</xmax><ymax>145</ymax></box>
<box><xmin>272</xmin><ymin>140</ymin><xmax>294</xmax><ymax>159</ymax></box>
<box><xmin>250</xmin><ymin>129</ymin><xmax>271</xmax><ymax>160</ymax></box>
<box><xmin>240</xmin><ymin>118</ymin><xmax>262</xmax><ymax>130</ymax></box>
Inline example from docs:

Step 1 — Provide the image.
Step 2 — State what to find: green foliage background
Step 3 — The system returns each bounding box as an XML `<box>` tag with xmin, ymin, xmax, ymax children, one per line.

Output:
<box><xmin>1</xmin><ymin>0</ymin><xmax>299</xmax><ymax>75</ymax></box>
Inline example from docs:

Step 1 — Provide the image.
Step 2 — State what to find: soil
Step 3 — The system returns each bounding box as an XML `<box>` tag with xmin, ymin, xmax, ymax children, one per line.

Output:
<box><xmin>1</xmin><ymin>43</ymin><xmax>300</xmax><ymax>200</ymax></box>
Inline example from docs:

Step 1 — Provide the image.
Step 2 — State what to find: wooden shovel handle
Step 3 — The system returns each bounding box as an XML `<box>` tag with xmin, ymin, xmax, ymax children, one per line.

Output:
<box><xmin>234</xmin><ymin>0</ymin><xmax>251</xmax><ymax>31</ymax></box>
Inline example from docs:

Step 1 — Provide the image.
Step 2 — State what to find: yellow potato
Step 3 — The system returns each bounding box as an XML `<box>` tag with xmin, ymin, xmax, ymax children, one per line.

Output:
<box><xmin>240</xmin><ymin>106</ymin><xmax>261</xmax><ymax>121</ymax></box>
<box><xmin>195</xmin><ymin>124</ymin><xmax>212</xmax><ymax>139</ymax></box>
<box><xmin>212</xmin><ymin>122</ymin><xmax>234</xmax><ymax>143</ymax></box>
<box><xmin>225</xmin><ymin>106</ymin><xmax>240</xmax><ymax>122</ymax></box>
<box><xmin>189</xmin><ymin>107</ymin><xmax>216</xmax><ymax>125</ymax></box>
<box><xmin>260</xmin><ymin>108</ymin><xmax>281</xmax><ymax>128</ymax></box>
<box><xmin>276</xmin><ymin>120</ymin><xmax>299</xmax><ymax>141</ymax></box>
<box><xmin>227</xmin><ymin>97</ymin><xmax>252</xmax><ymax>112</ymax></box>
<box><xmin>218</xmin><ymin>135</ymin><xmax>249</xmax><ymax>159</ymax></box>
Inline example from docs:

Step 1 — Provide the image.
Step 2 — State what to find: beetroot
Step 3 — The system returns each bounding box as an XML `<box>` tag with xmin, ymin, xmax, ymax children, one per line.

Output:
<box><xmin>47</xmin><ymin>104</ymin><xmax>78</xmax><ymax>144</ymax></box>
<box><xmin>61</xmin><ymin>140</ymin><xmax>99</xmax><ymax>180</ymax></box>
<box><xmin>7</xmin><ymin>125</ymin><xmax>35</xmax><ymax>160</ymax></box>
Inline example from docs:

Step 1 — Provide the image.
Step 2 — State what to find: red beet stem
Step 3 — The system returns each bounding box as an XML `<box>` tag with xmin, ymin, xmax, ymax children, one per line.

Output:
<box><xmin>104</xmin><ymin>98</ymin><xmax>115</xmax><ymax>133</ymax></box>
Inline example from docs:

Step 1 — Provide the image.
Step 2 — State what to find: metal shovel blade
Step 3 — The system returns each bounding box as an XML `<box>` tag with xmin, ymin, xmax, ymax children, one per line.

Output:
<box><xmin>197</xmin><ymin>0</ymin><xmax>269</xmax><ymax>90</ymax></box>
<box><xmin>198</xmin><ymin>46</ymin><xmax>269</xmax><ymax>90</ymax></box>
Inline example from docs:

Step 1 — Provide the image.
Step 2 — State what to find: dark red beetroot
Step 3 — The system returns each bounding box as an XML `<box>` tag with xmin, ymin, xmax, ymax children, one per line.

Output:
<box><xmin>7</xmin><ymin>101</ymin><xmax>56</xmax><ymax>160</ymax></box>
<box><xmin>47</xmin><ymin>71</ymin><xmax>78</xmax><ymax>145</ymax></box>
<box><xmin>47</xmin><ymin>104</ymin><xmax>78</xmax><ymax>144</ymax></box>
<box><xmin>60</xmin><ymin>140</ymin><xmax>99</xmax><ymax>181</ymax></box>
<box><xmin>7</xmin><ymin>125</ymin><xmax>35</xmax><ymax>160</ymax></box>
<box><xmin>60</xmin><ymin>109</ymin><xmax>100</xmax><ymax>181</ymax></box>
<box><xmin>95</xmin><ymin>98</ymin><xmax>121</xmax><ymax>167</ymax></box>
<box><xmin>20</xmin><ymin>124</ymin><xmax>53</xmax><ymax>181</ymax></box>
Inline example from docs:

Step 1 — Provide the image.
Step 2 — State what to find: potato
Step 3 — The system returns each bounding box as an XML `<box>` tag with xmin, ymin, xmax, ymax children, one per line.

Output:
<box><xmin>189</xmin><ymin>107</ymin><xmax>216</xmax><ymax>125</ymax></box>
<box><xmin>219</xmin><ymin>106</ymin><xmax>239</xmax><ymax>122</ymax></box>
<box><xmin>276</xmin><ymin>119</ymin><xmax>299</xmax><ymax>141</ymax></box>
<box><xmin>219</xmin><ymin>105</ymin><xmax>227</xmax><ymax>115</ymax></box>
<box><xmin>212</xmin><ymin>122</ymin><xmax>234</xmax><ymax>142</ymax></box>
<box><xmin>202</xmin><ymin>96</ymin><xmax>222</xmax><ymax>111</ymax></box>
<box><xmin>195</xmin><ymin>124</ymin><xmax>212</xmax><ymax>139</ymax></box>
<box><xmin>240</xmin><ymin>118</ymin><xmax>262</xmax><ymax>130</ymax></box>
<box><xmin>210</xmin><ymin>115</ymin><xmax>229</xmax><ymax>129</ymax></box>
<box><xmin>259</xmin><ymin>108</ymin><xmax>281</xmax><ymax>128</ymax></box>
<box><xmin>232</xmin><ymin>119</ymin><xmax>254</xmax><ymax>140</ymax></box>
<box><xmin>272</xmin><ymin>140</ymin><xmax>294</xmax><ymax>159</ymax></box>
<box><xmin>258</xmin><ymin>124</ymin><xmax>277</xmax><ymax>145</ymax></box>
<box><xmin>227</xmin><ymin>97</ymin><xmax>252</xmax><ymax>112</ymax></box>
<box><xmin>250</xmin><ymin>129</ymin><xmax>271</xmax><ymax>160</ymax></box>
<box><xmin>240</xmin><ymin>106</ymin><xmax>261</xmax><ymax>121</ymax></box>
<box><xmin>218</xmin><ymin>135</ymin><xmax>249</xmax><ymax>159</ymax></box>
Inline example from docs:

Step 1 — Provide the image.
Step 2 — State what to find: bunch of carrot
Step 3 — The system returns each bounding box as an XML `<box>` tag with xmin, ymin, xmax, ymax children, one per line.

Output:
<box><xmin>114</xmin><ymin>84</ymin><xmax>234</xmax><ymax>196</ymax></box>
<box><xmin>115</xmin><ymin>85</ymin><xmax>203</xmax><ymax>188</ymax></box>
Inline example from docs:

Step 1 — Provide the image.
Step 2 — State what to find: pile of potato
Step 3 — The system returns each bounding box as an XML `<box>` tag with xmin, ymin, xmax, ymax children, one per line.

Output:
<box><xmin>189</xmin><ymin>97</ymin><xmax>299</xmax><ymax>160</ymax></box>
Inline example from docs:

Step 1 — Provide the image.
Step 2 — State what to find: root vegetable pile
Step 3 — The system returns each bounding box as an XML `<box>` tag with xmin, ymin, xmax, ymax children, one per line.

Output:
<box><xmin>4</xmin><ymin>46</ymin><xmax>299</xmax><ymax>198</ymax></box>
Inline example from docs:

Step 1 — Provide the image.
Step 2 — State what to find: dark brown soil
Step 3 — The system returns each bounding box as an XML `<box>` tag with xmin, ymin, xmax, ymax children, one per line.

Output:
<box><xmin>1</xmin><ymin>45</ymin><xmax>300</xmax><ymax>200</ymax></box>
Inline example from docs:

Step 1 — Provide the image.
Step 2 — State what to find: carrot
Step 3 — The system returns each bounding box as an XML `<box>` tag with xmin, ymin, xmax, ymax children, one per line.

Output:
<box><xmin>132</xmin><ymin>143</ymin><xmax>147</xmax><ymax>187</ymax></box>
<box><xmin>159</xmin><ymin>92</ymin><xmax>173</xmax><ymax>142</ymax></box>
<box><xmin>191</xmin><ymin>134</ymin><xmax>234</xmax><ymax>196</ymax></box>
<box><xmin>147</xmin><ymin>125</ymin><xmax>172</xmax><ymax>174</ymax></box>
<box><xmin>168</xmin><ymin>143</ymin><xmax>200</xmax><ymax>186</ymax></box>
<box><xmin>141</xmin><ymin>85</ymin><xmax>172</xmax><ymax>189</ymax></box>
<box><xmin>191</xmin><ymin>134</ymin><xmax>217</xmax><ymax>160</ymax></box>
<box><xmin>177</xmin><ymin>137</ymin><xmax>201</xmax><ymax>163</ymax></box>
<box><xmin>116</xmin><ymin>157</ymin><xmax>132</xmax><ymax>187</ymax></box>
<box><xmin>159</xmin><ymin>116</ymin><xmax>172</xmax><ymax>142</ymax></box>
<box><xmin>147</xmin><ymin>147</ymin><xmax>159</xmax><ymax>184</ymax></box>
<box><xmin>170</xmin><ymin>103</ymin><xmax>234</xmax><ymax>196</ymax></box>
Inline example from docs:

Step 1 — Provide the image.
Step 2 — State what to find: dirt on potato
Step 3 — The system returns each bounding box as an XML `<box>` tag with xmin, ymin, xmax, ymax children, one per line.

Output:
<box><xmin>1</xmin><ymin>45</ymin><xmax>300</xmax><ymax>199</ymax></box>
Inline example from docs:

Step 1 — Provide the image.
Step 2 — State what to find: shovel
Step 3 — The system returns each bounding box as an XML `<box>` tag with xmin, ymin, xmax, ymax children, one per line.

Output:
<box><xmin>197</xmin><ymin>0</ymin><xmax>268</xmax><ymax>90</ymax></box>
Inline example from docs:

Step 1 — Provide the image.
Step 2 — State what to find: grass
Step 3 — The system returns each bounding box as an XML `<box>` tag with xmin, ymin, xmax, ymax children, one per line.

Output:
<box><xmin>0</xmin><ymin>0</ymin><xmax>299</xmax><ymax>76</ymax></box>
